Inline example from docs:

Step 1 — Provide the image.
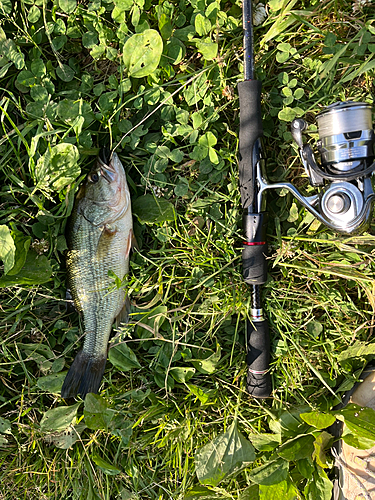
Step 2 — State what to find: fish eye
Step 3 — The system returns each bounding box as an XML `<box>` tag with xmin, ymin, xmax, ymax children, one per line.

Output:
<box><xmin>89</xmin><ymin>172</ymin><xmax>100</xmax><ymax>183</ymax></box>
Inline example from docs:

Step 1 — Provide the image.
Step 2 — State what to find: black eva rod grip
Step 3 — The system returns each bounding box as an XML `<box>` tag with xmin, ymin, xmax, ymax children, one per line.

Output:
<box><xmin>238</xmin><ymin>79</ymin><xmax>263</xmax><ymax>209</ymax></box>
<box><xmin>246</xmin><ymin>318</ymin><xmax>272</xmax><ymax>398</ymax></box>
<box><xmin>242</xmin><ymin>244</ymin><xmax>267</xmax><ymax>284</ymax></box>
<box><xmin>242</xmin><ymin>212</ymin><xmax>268</xmax><ymax>285</ymax></box>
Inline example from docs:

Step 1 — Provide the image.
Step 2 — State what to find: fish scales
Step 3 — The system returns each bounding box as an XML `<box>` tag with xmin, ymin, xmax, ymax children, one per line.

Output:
<box><xmin>61</xmin><ymin>152</ymin><xmax>133</xmax><ymax>399</ymax></box>
<box><xmin>67</xmin><ymin>218</ymin><xmax>127</xmax><ymax>354</ymax></box>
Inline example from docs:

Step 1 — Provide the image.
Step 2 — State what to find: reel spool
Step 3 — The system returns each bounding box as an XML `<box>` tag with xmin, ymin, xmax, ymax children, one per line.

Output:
<box><xmin>316</xmin><ymin>101</ymin><xmax>375</xmax><ymax>173</ymax></box>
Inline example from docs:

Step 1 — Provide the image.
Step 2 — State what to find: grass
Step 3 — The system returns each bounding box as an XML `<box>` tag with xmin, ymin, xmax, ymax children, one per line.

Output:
<box><xmin>1</xmin><ymin>0</ymin><xmax>375</xmax><ymax>498</ymax></box>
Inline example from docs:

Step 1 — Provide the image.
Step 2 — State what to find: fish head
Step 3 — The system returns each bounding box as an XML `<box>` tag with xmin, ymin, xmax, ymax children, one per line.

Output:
<box><xmin>80</xmin><ymin>151</ymin><xmax>131</xmax><ymax>226</ymax></box>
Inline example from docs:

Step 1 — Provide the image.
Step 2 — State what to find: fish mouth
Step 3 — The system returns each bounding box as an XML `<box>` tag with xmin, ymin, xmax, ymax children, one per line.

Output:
<box><xmin>97</xmin><ymin>148</ymin><xmax>116</xmax><ymax>183</ymax></box>
<box><xmin>99</xmin><ymin>147</ymin><xmax>111</xmax><ymax>165</ymax></box>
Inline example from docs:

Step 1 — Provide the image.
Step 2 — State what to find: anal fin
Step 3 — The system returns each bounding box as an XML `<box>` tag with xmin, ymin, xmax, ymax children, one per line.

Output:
<box><xmin>131</xmin><ymin>229</ymin><xmax>139</xmax><ymax>252</ymax></box>
<box><xmin>115</xmin><ymin>295</ymin><xmax>131</xmax><ymax>329</ymax></box>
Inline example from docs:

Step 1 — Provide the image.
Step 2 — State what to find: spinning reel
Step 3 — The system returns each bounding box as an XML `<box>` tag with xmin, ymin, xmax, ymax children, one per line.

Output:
<box><xmin>257</xmin><ymin>101</ymin><xmax>375</xmax><ymax>234</ymax></box>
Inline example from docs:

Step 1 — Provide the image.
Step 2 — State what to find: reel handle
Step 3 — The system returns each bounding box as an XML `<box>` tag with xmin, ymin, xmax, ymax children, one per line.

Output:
<box><xmin>246</xmin><ymin>318</ymin><xmax>272</xmax><ymax>398</ymax></box>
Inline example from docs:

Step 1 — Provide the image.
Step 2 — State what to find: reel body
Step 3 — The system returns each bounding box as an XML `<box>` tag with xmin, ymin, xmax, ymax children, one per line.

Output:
<box><xmin>258</xmin><ymin>101</ymin><xmax>375</xmax><ymax>234</ymax></box>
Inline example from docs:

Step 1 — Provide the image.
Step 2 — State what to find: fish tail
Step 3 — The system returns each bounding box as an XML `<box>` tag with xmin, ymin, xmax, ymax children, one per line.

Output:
<box><xmin>61</xmin><ymin>350</ymin><xmax>107</xmax><ymax>399</ymax></box>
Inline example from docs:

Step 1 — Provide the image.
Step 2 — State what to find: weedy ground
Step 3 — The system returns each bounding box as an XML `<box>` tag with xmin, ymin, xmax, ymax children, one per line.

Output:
<box><xmin>1</xmin><ymin>0</ymin><xmax>375</xmax><ymax>499</ymax></box>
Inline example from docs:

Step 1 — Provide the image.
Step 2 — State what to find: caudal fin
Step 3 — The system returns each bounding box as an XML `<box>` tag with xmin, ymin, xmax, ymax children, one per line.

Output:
<box><xmin>61</xmin><ymin>351</ymin><xmax>107</xmax><ymax>399</ymax></box>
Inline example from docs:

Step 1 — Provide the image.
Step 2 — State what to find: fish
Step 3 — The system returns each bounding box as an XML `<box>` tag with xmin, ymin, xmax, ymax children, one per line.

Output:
<box><xmin>61</xmin><ymin>150</ymin><xmax>133</xmax><ymax>399</ymax></box>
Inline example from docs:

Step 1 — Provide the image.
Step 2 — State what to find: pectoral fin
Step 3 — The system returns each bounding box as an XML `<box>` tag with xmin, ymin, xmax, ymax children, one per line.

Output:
<box><xmin>124</xmin><ymin>229</ymin><xmax>132</xmax><ymax>259</ymax></box>
<box><xmin>123</xmin><ymin>229</ymin><xmax>139</xmax><ymax>260</ymax></box>
<box><xmin>95</xmin><ymin>223</ymin><xmax>118</xmax><ymax>258</ymax></box>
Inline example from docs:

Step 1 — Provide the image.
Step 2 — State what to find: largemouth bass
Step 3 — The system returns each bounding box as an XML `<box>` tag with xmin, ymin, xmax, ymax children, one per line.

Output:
<box><xmin>61</xmin><ymin>151</ymin><xmax>133</xmax><ymax>398</ymax></box>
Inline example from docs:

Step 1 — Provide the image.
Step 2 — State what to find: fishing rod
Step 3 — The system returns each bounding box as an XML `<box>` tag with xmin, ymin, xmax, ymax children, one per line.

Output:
<box><xmin>239</xmin><ymin>2</ymin><xmax>375</xmax><ymax>399</ymax></box>
<box><xmin>239</xmin><ymin>0</ymin><xmax>271</xmax><ymax>398</ymax></box>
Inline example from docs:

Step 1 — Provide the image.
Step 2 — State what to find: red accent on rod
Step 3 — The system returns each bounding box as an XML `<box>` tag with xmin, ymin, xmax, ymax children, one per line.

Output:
<box><xmin>243</xmin><ymin>241</ymin><xmax>265</xmax><ymax>246</ymax></box>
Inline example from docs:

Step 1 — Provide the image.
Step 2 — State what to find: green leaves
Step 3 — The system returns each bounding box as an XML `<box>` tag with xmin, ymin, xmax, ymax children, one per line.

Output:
<box><xmin>190</xmin><ymin>132</ymin><xmax>219</xmax><ymax>165</ymax></box>
<box><xmin>336</xmin><ymin>404</ymin><xmax>375</xmax><ymax>441</ymax></box>
<box><xmin>7</xmin><ymin>226</ymin><xmax>32</xmax><ymax>276</ymax></box>
<box><xmin>59</xmin><ymin>0</ymin><xmax>77</xmax><ymax>14</ymax></box>
<box><xmin>278</xmin><ymin>434</ymin><xmax>315</xmax><ymax>461</ymax></box>
<box><xmin>304</xmin><ymin>468</ymin><xmax>332</xmax><ymax>500</ymax></box>
<box><xmin>56</xmin><ymin>64</ymin><xmax>75</xmax><ymax>82</ymax></box>
<box><xmin>52</xmin><ymin>35</ymin><xmax>67</xmax><ymax>52</ymax></box>
<box><xmin>82</xmin><ymin>32</ymin><xmax>98</xmax><ymax>48</ymax></box>
<box><xmin>250</xmin><ymin>433</ymin><xmax>281</xmax><ymax>452</ymax></box>
<box><xmin>0</xmin><ymin>29</ymin><xmax>25</xmax><ymax>70</ymax></box>
<box><xmin>0</xmin><ymin>250</ymin><xmax>52</xmax><ymax>287</ymax></box>
<box><xmin>269</xmin><ymin>408</ymin><xmax>311</xmax><ymax>438</ymax></box>
<box><xmin>259</xmin><ymin>479</ymin><xmax>299</xmax><ymax>500</ymax></box>
<box><xmin>337</xmin><ymin>341</ymin><xmax>375</xmax><ymax>363</ymax></box>
<box><xmin>40</xmin><ymin>403</ymin><xmax>81</xmax><ymax>433</ymax></box>
<box><xmin>195</xmin><ymin>39</ymin><xmax>218</xmax><ymax>60</ymax></box>
<box><xmin>300</xmin><ymin>411</ymin><xmax>335</xmax><ymax>429</ymax></box>
<box><xmin>159</xmin><ymin>13</ymin><xmax>173</xmax><ymax>40</ymax></box>
<box><xmin>0</xmin><ymin>418</ymin><xmax>11</xmax><ymax>435</ymax></box>
<box><xmin>247</xmin><ymin>458</ymin><xmax>289</xmax><ymax>486</ymax></box>
<box><xmin>261</xmin><ymin>0</ymin><xmax>298</xmax><ymax>46</ymax></box>
<box><xmin>37</xmin><ymin>372</ymin><xmax>67</xmax><ymax>394</ymax></box>
<box><xmin>57</xmin><ymin>99</ymin><xmax>94</xmax><ymax>127</ymax></box>
<box><xmin>342</xmin><ymin>433</ymin><xmax>375</xmax><ymax>450</ymax></box>
<box><xmin>1</xmin><ymin>1</ymin><xmax>374</xmax><ymax>498</ymax></box>
<box><xmin>91</xmin><ymin>454</ymin><xmax>121</xmax><ymax>475</ymax></box>
<box><xmin>0</xmin><ymin>417</ymin><xmax>11</xmax><ymax>447</ymax></box>
<box><xmin>132</xmin><ymin>194</ymin><xmax>175</xmax><ymax>224</ymax></box>
<box><xmin>123</xmin><ymin>29</ymin><xmax>163</xmax><ymax>77</ymax></box>
<box><xmin>0</xmin><ymin>225</ymin><xmax>16</xmax><ymax>275</ymax></box>
<box><xmin>278</xmin><ymin>106</ymin><xmax>304</xmax><ymax>122</ymax></box>
<box><xmin>191</xmin><ymin>344</ymin><xmax>221</xmax><ymax>374</ymax></box>
<box><xmin>34</xmin><ymin>143</ymin><xmax>80</xmax><ymax>192</ymax></box>
<box><xmin>83</xmin><ymin>394</ymin><xmax>133</xmax><ymax>448</ymax></box>
<box><xmin>44</xmin><ymin>424</ymin><xmax>84</xmax><ymax>450</ymax></box>
<box><xmin>312</xmin><ymin>431</ymin><xmax>332</xmax><ymax>468</ymax></box>
<box><xmin>164</xmin><ymin>37</ymin><xmax>186</xmax><ymax>64</ymax></box>
<box><xmin>84</xmin><ymin>394</ymin><xmax>114</xmax><ymax>431</ymax></box>
<box><xmin>184</xmin><ymin>485</ymin><xmax>227</xmax><ymax>499</ymax></box>
<box><xmin>195</xmin><ymin>421</ymin><xmax>255</xmax><ymax>487</ymax></box>
<box><xmin>27</xmin><ymin>5</ymin><xmax>41</xmax><ymax>23</ymax></box>
<box><xmin>108</xmin><ymin>343</ymin><xmax>141</xmax><ymax>371</ymax></box>
<box><xmin>238</xmin><ymin>408</ymin><xmax>335</xmax><ymax>498</ymax></box>
<box><xmin>195</xmin><ymin>14</ymin><xmax>211</xmax><ymax>37</ymax></box>
<box><xmin>170</xmin><ymin>366</ymin><xmax>195</xmax><ymax>383</ymax></box>
<box><xmin>0</xmin><ymin>0</ymin><xmax>12</xmax><ymax>14</ymax></box>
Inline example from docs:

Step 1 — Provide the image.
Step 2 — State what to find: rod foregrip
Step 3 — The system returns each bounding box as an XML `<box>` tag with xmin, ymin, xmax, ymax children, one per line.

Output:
<box><xmin>238</xmin><ymin>79</ymin><xmax>263</xmax><ymax>209</ymax></box>
<box><xmin>246</xmin><ymin>318</ymin><xmax>271</xmax><ymax>398</ymax></box>
<box><xmin>242</xmin><ymin>212</ymin><xmax>268</xmax><ymax>284</ymax></box>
